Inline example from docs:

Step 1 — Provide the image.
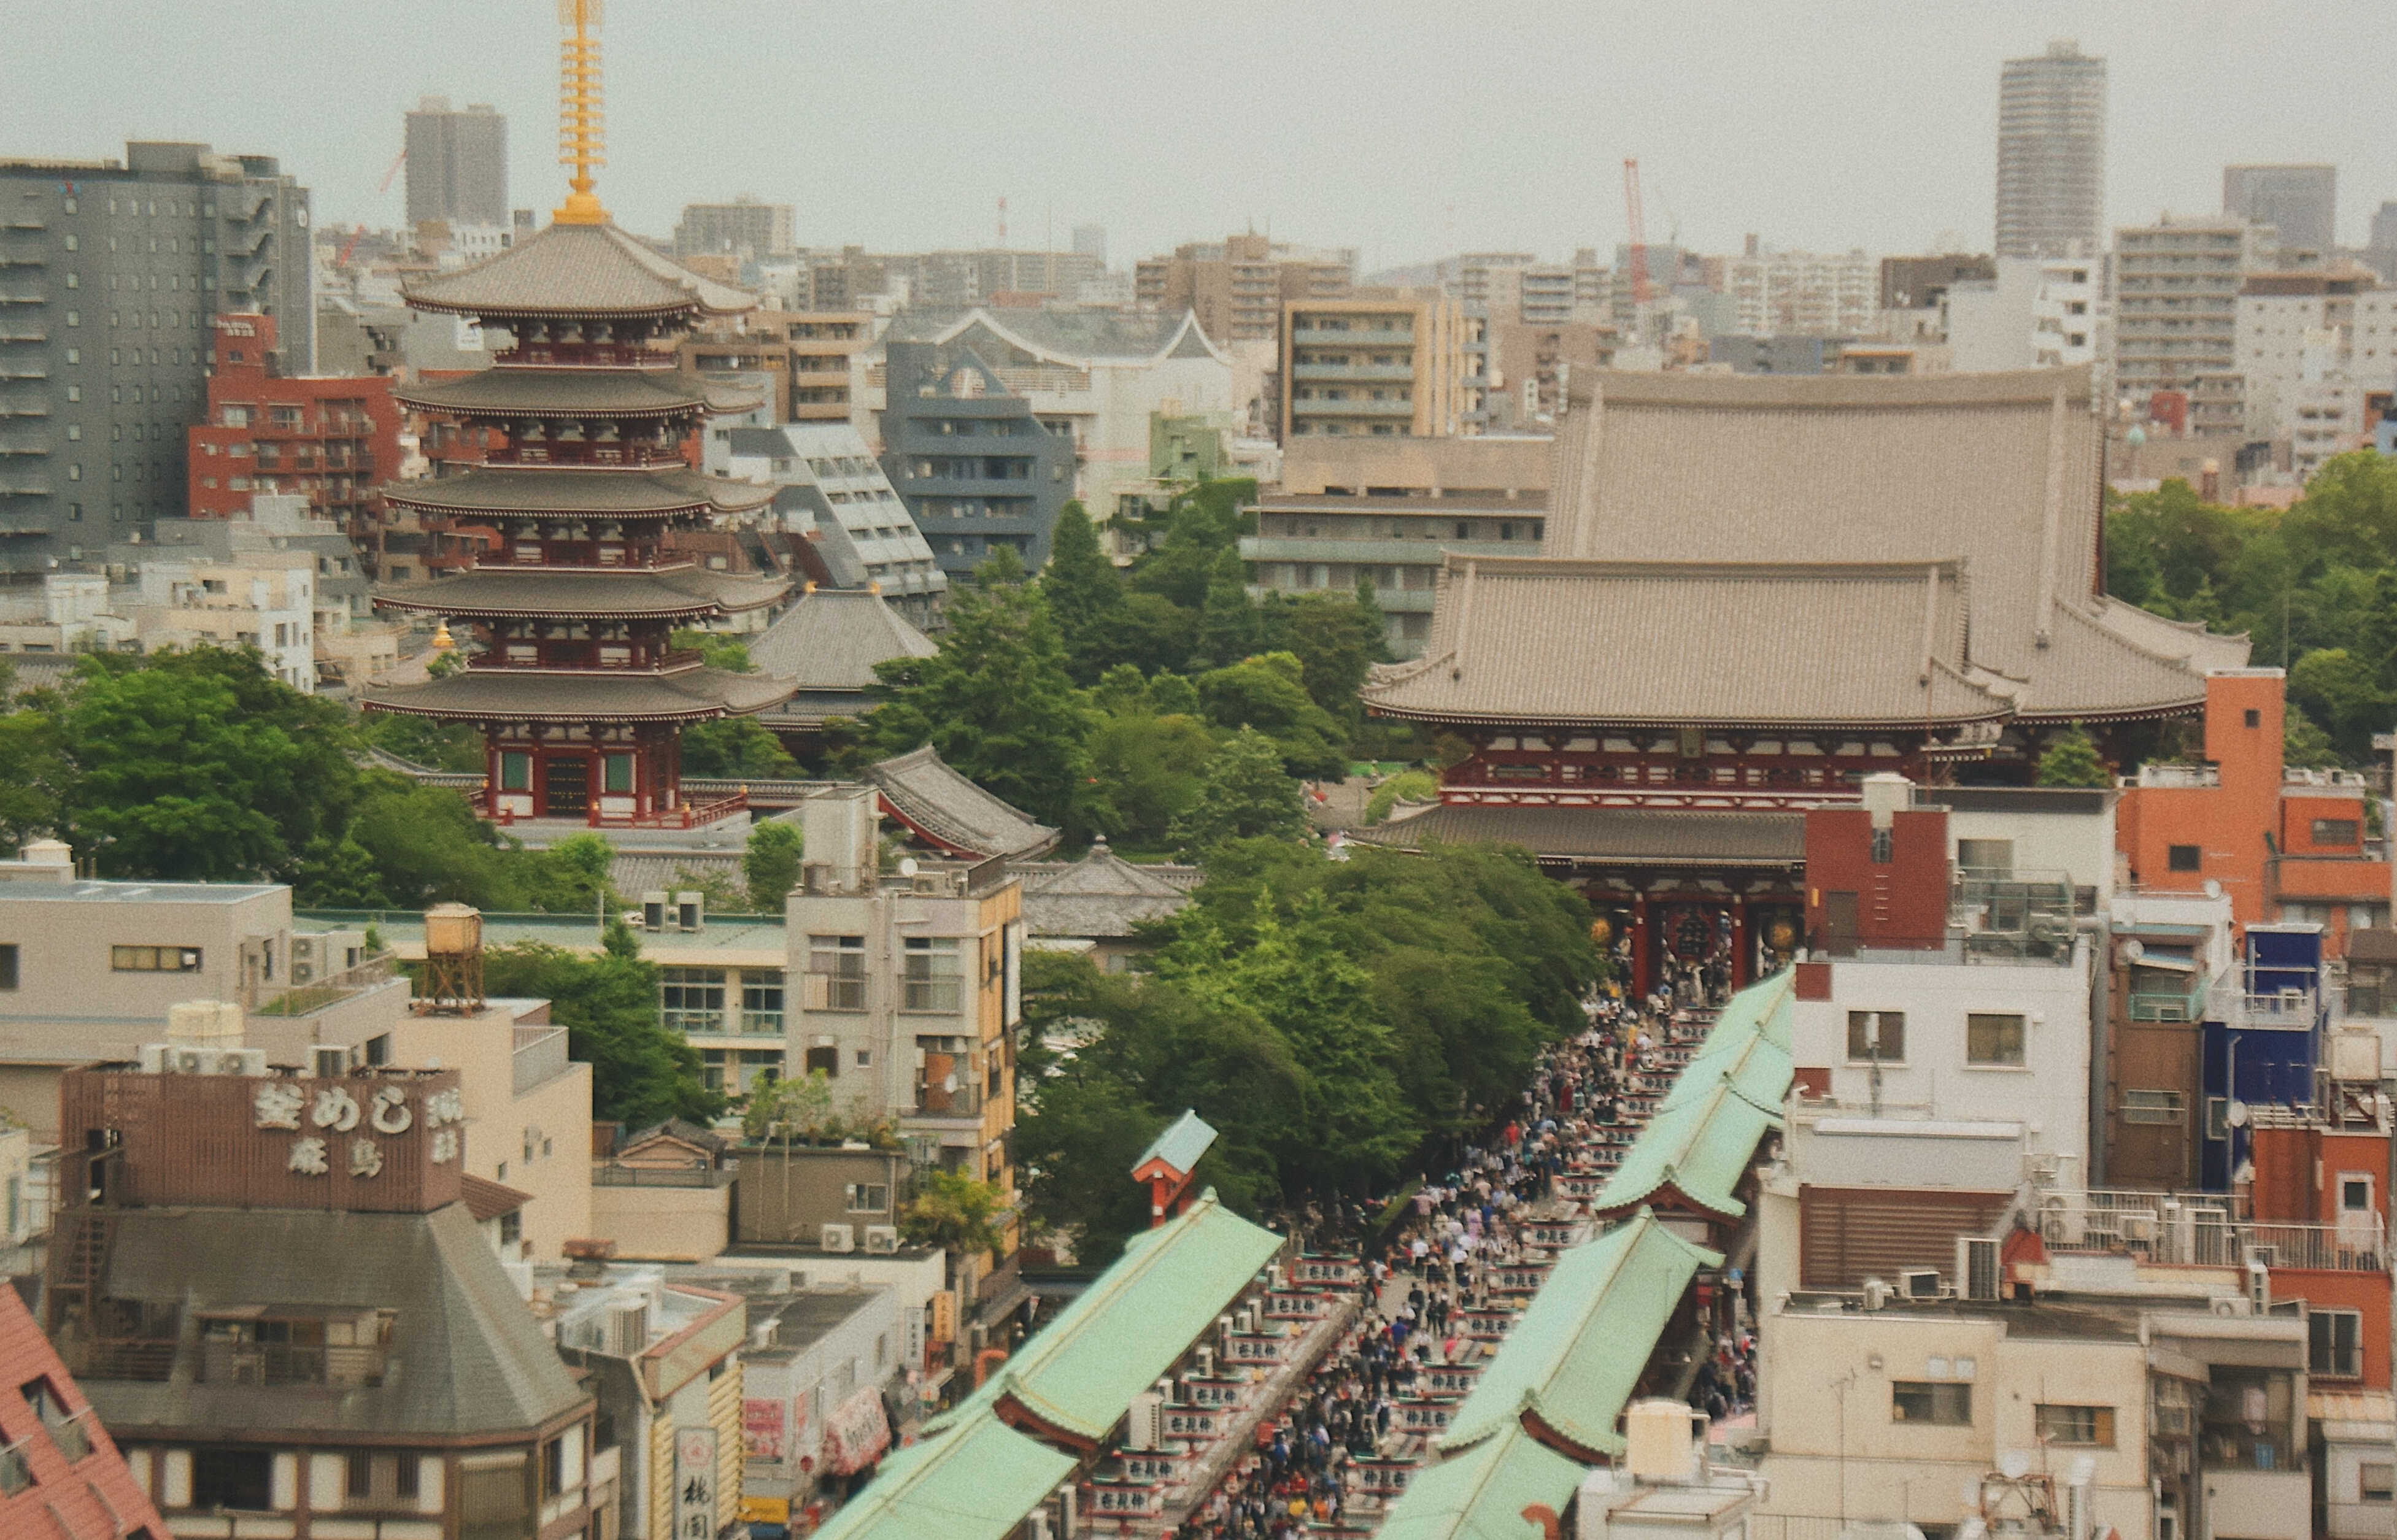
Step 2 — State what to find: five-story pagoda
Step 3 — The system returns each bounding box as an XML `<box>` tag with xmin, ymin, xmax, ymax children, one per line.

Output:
<box><xmin>363</xmin><ymin>0</ymin><xmax>787</xmax><ymax>826</ymax></box>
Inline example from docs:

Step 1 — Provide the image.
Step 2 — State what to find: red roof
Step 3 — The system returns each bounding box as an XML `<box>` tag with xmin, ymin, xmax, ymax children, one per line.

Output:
<box><xmin>0</xmin><ymin>1284</ymin><xmax>169</xmax><ymax>1539</ymax></box>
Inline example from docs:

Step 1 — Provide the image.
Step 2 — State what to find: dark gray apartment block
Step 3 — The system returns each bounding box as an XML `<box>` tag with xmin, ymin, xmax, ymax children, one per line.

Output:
<box><xmin>878</xmin><ymin>341</ymin><xmax>1075</xmax><ymax>577</ymax></box>
<box><xmin>0</xmin><ymin>142</ymin><xmax>310</xmax><ymax>576</ymax></box>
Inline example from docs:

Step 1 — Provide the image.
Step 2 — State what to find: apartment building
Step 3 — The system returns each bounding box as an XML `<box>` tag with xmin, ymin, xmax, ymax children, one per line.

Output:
<box><xmin>403</xmin><ymin>98</ymin><xmax>507</xmax><ymax>231</ymax></box>
<box><xmin>712</xmin><ymin>421</ymin><xmax>947</xmax><ymax>625</ymax></box>
<box><xmin>1879</xmin><ymin>252</ymin><xmax>1998</xmax><ymax>312</ymax></box>
<box><xmin>2225</xmin><ymin>163</ymin><xmax>2337</xmax><ymax>259</ymax></box>
<box><xmin>0</xmin><ymin>141</ymin><xmax>313</xmax><ymax>571</ymax></box>
<box><xmin>1727</xmin><ymin>247</ymin><xmax>1877</xmax><ymax>337</ymax></box>
<box><xmin>681</xmin><ymin>310</ymin><xmax>871</xmax><ymax>426</ymax></box>
<box><xmin>1240</xmin><ymin>433</ymin><xmax>1550</xmax><ymax>654</ymax></box>
<box><xmin>185</xmin><ymin>313</ymin><xmax>401</xmax><ymax>539</ymax></box>
<box><xmin>1133</xmin><ymin>232</ymin><xmax>1354</xmax><ymax>343</ymax></box>
<box><xmin>2114</xmin><ymin>215</ymin><xmax>2273</xmax><ymax>408</ymax></box>
<box><xmin>785</xmin><ymin>790</ymin><xmax>1022</xmax><ymax>1215</ymax></box>
<box><xmin>878</xmin><ymin>340</ymin><xmax>1076</xmax><ymax>576</ymax></box>
<box><xmin>673</xmin><ymin>196</ymin><xmax>797</xmax><ymax>261</ymax></box>
<box><xmin>1280</xmin><ymin>293</ymin><xmax>1476</xmax><ymax>441</ymax></box>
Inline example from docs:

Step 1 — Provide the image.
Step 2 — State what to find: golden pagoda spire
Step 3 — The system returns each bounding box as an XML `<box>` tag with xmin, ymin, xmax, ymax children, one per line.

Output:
<box><xmin>554</xmin><ymin>0</ymin><xmax>607</xmax><ymax>225</ymax></box>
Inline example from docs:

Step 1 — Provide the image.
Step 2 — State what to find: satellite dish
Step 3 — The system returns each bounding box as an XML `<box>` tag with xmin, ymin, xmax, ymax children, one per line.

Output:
<box><xmin>2119</xmin><ymin>939</ymin><xmax>2145</xmax><ymax>964</ymax></box>
<box><xmin>2226</xmin><ymin>1099</ymin><xmax>2250</xmax><ymax>1128</ymax></box>
<box><xmin>898</xmin><ymin>857</ymin><xmax>920</xmax><ymax>877</ymax></box>
<box><xmin>1998</xmin><ymin>1449</ymin><xmax>2032</xmax><ymax>1480</ymax></box>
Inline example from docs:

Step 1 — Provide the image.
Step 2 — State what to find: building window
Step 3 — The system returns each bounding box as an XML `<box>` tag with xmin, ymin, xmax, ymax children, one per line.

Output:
<box><xmin>541</xmin><ymin>1437</ymin><xmax>566</xmax><ymax>1500</ymax></box>
<box><xmin>1956</xmin><ymin>838</ymin><xmax>2013</xmax><ymax>875</ymax></box>
<box><xmin>1869</xmin><ymin>826</ymin><xmax>1893</xmax><ymax>864</ymax></box>
<box><xmin>191</xmin><ymin>1447</ymin><xmax>274</xmax><ymax>1512</ymax></box>
<box><xmin>844</xmin><ymin>1182</ymin><xmax>889</xmax><ymax>1213</ymax></box>
<box><xmin>2121</xmin><ymin>1088</ymin><xmax>2185</xmax><ymax>1125</ymax></box>
<box><xmin>740</xmin><ymin>977</ymin><xmax>785</xmax><ymax>1034</ymax></box>
<box><xmin>2311</xmin><ymin>1308</ymin><xmax>2363</xmax><ymax>1379</ymax></box>
<box><xmin>903</xmin><ymin>937</ymin><xmax>962</xmax><ymax>1012</ymax></box>
<box><xmin>2244</xmin><ymin>708</ymin><xmax>2261</xmax><ymax>728</ymax></box>
<box><xmin>601</xmin><ymin>753</ymin><xmax>633</xmax><ymax>795</ymax></box>
<box><xmin>659</xmin><ymin>968</ymin><xmax>727</xmax><ymax>1034</ymax></box>
<box><xmin>2312</xmin><ymin>818</ymin><xmax>2361</xmax><ymax>846</ymax></box>
<box><xmin>2362</xmin><ymin>1462</ymin><xmax>2395</xmax><ymax>1503</ymax></box>
<box><xmin>0</xmin><ymin>944</ymin><xmax>15</xmax><ymax>991</ymax></box>
<box><xmin>1846</xmin><ymin>1011</ymin><xmax>1904</xmax><ymax>1063</ymax></box>
<box><xmin>111</xmin><ymin>945</ymin><xmax>202</xmax><ymax>972</ymax></box>
<box><xmin>2034</xmin><ymin>1404</ymin><xmax>2115</xmax><ymax>1446</ymax></box>
<box><xmin>2167</xmin><ymin>844</ymin><xmax>2201</xmax><ymax>872</ymax></box>
<box><xmin>803</xmin><ymin>1045</ymin><xmax>838</xmax><ymax>1077</ymax></box>
<box><xmin>1966</xmin><ymin>1013</ymin><xmax>2026</xmax><ymax>1066</ymax></box>
<box><xmin>808</xmin><ymin>934</ymin><xmax>867</xmax><ymax>1011</ymax></box>
<box><xmin>498</xmin><ymin>752</ymin><xmax>531</xmax><ymax>792</ymax></box>
<box><xmin>1891</xmin><ymin>1381</ymin><xmax>1970</xmax><ymax>1425</ymax></box>
<box><xmin>345</xmin><ymin>1450</ymin><xmax>374</xmax><ymax>1499</ymax></box>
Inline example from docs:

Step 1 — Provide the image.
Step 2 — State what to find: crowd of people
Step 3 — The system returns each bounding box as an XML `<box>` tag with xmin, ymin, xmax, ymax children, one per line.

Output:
<box><xmin>1176</xmin><ymin>958</ymin><xmax>1772</xmax><ymax>1540</ymax></box>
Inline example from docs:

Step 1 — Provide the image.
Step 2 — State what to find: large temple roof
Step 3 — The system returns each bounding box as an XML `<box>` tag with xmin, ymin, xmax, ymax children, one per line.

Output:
<box><xmin>360</xmin><ymin>666</ymin><xmax>791</xmax><ymax>723</ymax></box>
<box><xmin>380</xmin><ymin>464</ymin><xmax>773</xmax><ymax>518</ymax></box>
<box><xmin>1510</xmin><ymin>365</ymin><xmax>2244</xmax><ymax>723</ymax></box>
<box><xmin>401</xmin><ymin>221</ymin><xmax>755</xmax><ymax>320</ymax></box>
<box><xmin>749</xmin><ymin>587</ymin><xmax>938</xmax><ymax>692</ymax></box>
<box><xmin>1361</xmin><ymin>557</ymin><xmax>2010</xmax><ymax>728</ymax></box>
<box><xmin>1349</xmin><ymin>804</ymin><xmax>1805</xmax><ymax>865</ymax></box>
<box><xmin>396</xmin><ymin>366</ymin><xmax>762</xmax><ymax>420</ymax></box>
<box><xmin>373</xmin><ymin>564</ymin><xmax>789</xmax><ymax>620</ymax></box>
<box><xmin>869</xmin><ymin>745</ymin><xmax>1061</xmax><ymax>861</ymax></box>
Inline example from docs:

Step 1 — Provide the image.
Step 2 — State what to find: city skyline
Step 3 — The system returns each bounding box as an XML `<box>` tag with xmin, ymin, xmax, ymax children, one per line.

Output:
<box><xmin>4</xmin><ymin>0</ymin><xmax>2393</xmax><ymax>271</ymax></box>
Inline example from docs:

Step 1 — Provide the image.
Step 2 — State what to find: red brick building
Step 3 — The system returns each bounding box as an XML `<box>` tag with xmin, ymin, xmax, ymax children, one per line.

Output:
<box><xmin>0</xmin><ymin>1284</ymin><xmax>168</xmax><ymax>1540</ymax></box>
<box><xmin>187</xmin><ymin>314</ymin><xmax>403</xmax><ymax>541</ymax></box>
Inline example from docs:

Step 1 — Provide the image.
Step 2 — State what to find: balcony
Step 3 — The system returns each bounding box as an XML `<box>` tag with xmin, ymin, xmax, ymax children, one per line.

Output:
<box><xmin>1291</xmin><ymin>397</ymin><xmax>1416</xmax><ymax>417</ymax></box>
<box><xmin>2128</xmin><ymin>975</ymin><xmax>2211</xmax><ymax>1022</ymax></box>
<box><xmin>248</xmin><ymin>950</ymin><xmax>400</xmax><ymax>1016</ymax></box>
<box><xmin>2209</xmin><ymin>984</ymin><xmax>2320</xmax><ymax>1031</ymax></box>
<box><xmin>2033</xmin><ymin>1187</ymin><xmax>2384</xmax><ymax>1271</ymax></box>
<box><xmin>1291</xmin><ymin>325</ymin><xmax>1416</xmax><ymax>345</ymax></box>
<box><xmin>1291</xmin><ymin>363</ymin><xmax>1417</xmax><ymax>383</ymax></box>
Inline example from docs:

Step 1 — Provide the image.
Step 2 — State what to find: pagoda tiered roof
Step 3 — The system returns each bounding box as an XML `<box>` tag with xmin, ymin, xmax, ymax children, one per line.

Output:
<box><xmin>394</xmin><ymin>366</ymin><xmax>762</xmax><ymax>420</ymax></box>
<box><xmin>380</xmin><ymin>464</ymin><xmax>773</xmax><ymax>519</ymax></box>
<box><xmin>374</xmin><ymin>564</ymin><xmax>789</xmax><ymax>621</ymax></box>
<box><xmin>401</xmin><ymin>221</ymin><xmax>755</xmax><ymax>320</ymax></box>
<box><xmin>361</xmin><ymin>666</ymin><xmax>793</xmax><ymax>724</ymax></box>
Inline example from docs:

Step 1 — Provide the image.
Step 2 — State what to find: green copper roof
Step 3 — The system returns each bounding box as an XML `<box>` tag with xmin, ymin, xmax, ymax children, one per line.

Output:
<box><xmin>1376</xmin><ymin>1423</ymin><xmax>1587</xmax><ymax>1540</ymax></box>
<box><xmin>1699</xmin><ymin>968</ymin><xmax>1796</xmax><ymax>1055</ymax></box>
<box><xmin>1662</xmin><ymin>1026</ymin><xmax>1794</xmax><ymax>1115</ymax></box>
<box><xmin>1133</xmin><ymin>1108</ymin><xmax>1218</xmax><ymax>1176</ymax></box>
<box><xmin>1595</xmin><ymin>1076</ymin><xmax>1781</xmax><ymax>1220</ymax></box>
<box><xmin>807</xmin><ymin>1414</ymin><xmax>1074</xmax><ymax>1540</ymax></box>
<box><xmin>1440</xmin><ymin>1209</ymin><xmax>1722</xmax><ymax>1457</ymax></box>
<box><xmin>928</xmin><ymin>1189</ymin><xmax>1281</xmax><ymax>1442</ymax></box>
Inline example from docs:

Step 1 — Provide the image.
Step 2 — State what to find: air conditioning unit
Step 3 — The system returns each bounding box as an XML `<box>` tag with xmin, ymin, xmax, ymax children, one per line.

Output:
<box><xmin>312</xmin><ymin>1045</ymin><xmax>352</xmax><ymax>1079</ymax></box>
<box><xmin>1233</xmin><ymin>1306</ymin><xmax>1255</xmax><ymax>1334</ymax></box>
<box><xmin>1194</xmin><ymin>1345</ymin><xmax>1216</xmax><ymax>1380</ymax></box>
<box><xmin>1899</xmin><ymin>1268</ymin><xmax>1943</xmax><ymax>1300</ymax></box>
<box><xmin>218</xmin><ymin>1048</ymin><xmax>266</xmax><ymax>1077</ymax></box>
<box><xmin>820</xmin><ymin>1223</ymin><xmax>856</xmax><ymax>1253</ymax></box>
<box><xmin>863</xmin><ymin>1225</ymin><xmax>900</xmax><ymax>1254</ymax></box>
<box><xmin>1957</xmin><ymin>1236</ymin><xmax>2002</xmax><ymax>1303</ymax></box>
<box><xmin>2329</xmin><ymin>1030</ymin><xmax>2381</xmax><ymax>1084</ymax></box>
<box><xmin>641</xmin><ymin>891</ymin><xmax>669</xmax><ymax>931</ymax></box>
<box><xmin>1861</xmin><ymin>1278</ymin><xmax>1892</xmax><ymax>1311</ymax></box>
<box><xmin>601</xmin><ymin>1301</ymin><xmax>649</xmax><ymax>1357</ymax></box>
<box><xmin>675</xmin><ymin>890</ymin><xmax>703</xmax><ymax>932</ymax></box>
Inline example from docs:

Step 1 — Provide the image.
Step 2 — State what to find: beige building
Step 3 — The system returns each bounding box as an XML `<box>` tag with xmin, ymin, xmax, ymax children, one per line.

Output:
<box><xmin>1281</xmin><ymin>292</ymin><xmax>1479</xmax><ymax>441</ymax></box>
<box><xmin>681</xmin><ymin>310</ymin><xmax>873</xmax><ymax>426</ymax></box>
<box><xmin>1135</xmin><ymin>232</ymin><xmax>1353</xmax><ymax>344</ymax></box>
<box><xmin>2115</xmin><ymin>215</ymin><xmax>2274</xmax><ymax>408</ymax></box>
<box><xmin>387</xmin><ymin>997</ymin><xmax>593</xmax><ymax>1262</ymax></box>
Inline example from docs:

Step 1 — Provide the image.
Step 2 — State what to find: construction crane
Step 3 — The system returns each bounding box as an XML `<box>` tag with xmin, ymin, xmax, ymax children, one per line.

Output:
<box><xmin>377</xmin><ymin>148</ymin><xmax>407</xmax><ymax>196</ymax></box>
<box><xmin>1622</xmin><ymin>158</ymin><xmax>1651</xmax><ymax>309</ymax></box>
<box><xmin>335</xmin><ymin>223</ymin><xmax>368</xmax><ymax>268</ymax></box>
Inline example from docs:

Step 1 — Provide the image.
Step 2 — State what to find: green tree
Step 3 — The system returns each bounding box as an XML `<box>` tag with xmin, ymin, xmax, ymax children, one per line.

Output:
<box><xmin>1171</xmin><ymin>727</ymin><xmax>1307</xmax><ymax>856</ymax></box>
<box><xmin>901</xmin><ymin>1169</ymin><xmax>1007</xmax><ymax>1256</ymax></box>
<box><xmin>2034</xmin><ymin>727</ymin><xmax>2111</xmax><ymax>788</ymax></box>
<box><xmin>671</xmin><ymin>628</ymin><xmax>758</xmax><ymax>673</ymax></box>
<box><xmin>1280</xmin><ymin>588</ymin><xmax>1390</xmax><ymax>722</ymax></box>
<box><xmin>861</xmin><ymin>549</ymin><xmax>1095</xmax><ymax>831</ymax></box>
<box><xmin>744</xmin><ymin>820</ymin><xmax>804</xmax><ymax>911</ymax></box>
<box><xmin>1041</xmin><ymin>501</ymin><xmax>1122</xmax><ymax>684</ymax></box>
<box><xmin>480</xmin><ymin>940</ymin><xmax>719</xmax><ymax>1127</ymax></box>
<box><xmin>1194</xmin><ymin>652</ymin><xmax>1349</xmax><ymax>778</ymax></box>
<box><xmin>2284</xmin><ymin>703</ymin><xmax>2342</xmax><ymax>769</ymax></box>
<box><xmin>742</xmin><ymin>1068</ymin><xmax>836</xmax><ymax>1142</ymax></box>
<box><xmin>0</xmin><ymin>707</ymin><xmax>65</xmax><ymax>851</ymax></box>
<box><xmin>1087</xmin><ymin>709</ymin><xmax>1216</xmax><ymax>850</ymax></box>
<box><xmin>680</xmin><ymin>716</ymin><xmax>800</xmax><ymax>778</ymax></box>
<box><xmin>357</xmin><ymin>710</ymin><xmax>484</xmax><ymax>774</ymax></box>
<box><xmin>1364</xmin><ymin>769</ymin><xmax>1438</xmax><ymax>825</ymax></box>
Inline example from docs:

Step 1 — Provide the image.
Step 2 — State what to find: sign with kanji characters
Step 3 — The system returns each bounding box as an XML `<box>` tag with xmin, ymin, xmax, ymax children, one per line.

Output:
<box><xmin>673</xmin><ymin>1426</ymin><xmax>717</xmax><ymax>1540</ymax></box>
<box><xmin>743</xmin><ymin>1397</ymin><xmax>787</xmax><ymax>1461</ymax></box>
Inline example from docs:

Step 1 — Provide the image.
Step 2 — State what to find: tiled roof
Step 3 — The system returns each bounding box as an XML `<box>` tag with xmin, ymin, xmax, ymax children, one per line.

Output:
<box><xmin>1361</xmin><ymin>557</ymin><xmax>2009</xmax><ymax>728</ymax></box>
<box><xmin>747</xmin><ymin>587</ymin><xmax>937</xmax><ymax>691</ymax></box>
<box><xmin>1438</xmin><ymin>1209</ymin><xmax>1721</xmax><ymax>1458</ymax></box>
<box><xmin>395</xmin><ymin>366</ymin><xmax>762</xmax><ymax>419</ymax></box>
<box><xmin>1373</xmin><ymin>1422</ymin><xmax>1586</xmax><ymax>1540</ymax></box>
<box><xmin>361</xmin><ymin>664</ymin><xmax>791</xmax><ymax>723</ymax></box>
<box><xmin>1348</xmin><ymin>804</ymin><xmax>1804</xmax><ymax>866</ymax></box>
<box><xmin>381</xmin><ymin>464</ymin><xmax>773</xmax><ymax>517</ymax></box>
<box><xmin>80</xmin><ymin>1202</ymin><xmax>589</xmax><ymax>1438</ymax></box>
<box><xmin>806</xmin><ymin>1413</ymin><xmax>1075</xmax><ymax>1540</ymax></box>
<box><xmin>1528</xmin><ymin>366</ymin><xmax>2234</xmax><ymax>722</ymax></box>
<box><xmin>402</xmin><ymin>221</ymin><xmax>756</xmax><ymax>319</ymax></box>
<box><xmin>925</xmin><ymin>1189</ymin><xmax>1280</xmax><ymax>1444</ymax></box>
<box><xmin>373</xmin><ymin>564</ymin><xmax>789</xmax><ymax>620</ymax></box>
<box><xmin>1018</xmin><ymin>842</ymin><xmax>1194</xmax><ymax>937</ymax></box>
<box><xmin>1133</xmin><ymin>1109</ymin><xmax>1218</xmax><ymax>1177</ymax></box>
<box><xmin>460</xmin><ymin>1172</ymin><xmax>532</xmax><ymax>1221</ymax></box>
<box><xmin>870</xmin><ymin>745</ymin><xmax>1062</xmax><ymax>860</ymax></box>
<box><xmin>0</xmin><ymin>1287</ymin><xmax>169</xmax><ymax>1540</ymax></box>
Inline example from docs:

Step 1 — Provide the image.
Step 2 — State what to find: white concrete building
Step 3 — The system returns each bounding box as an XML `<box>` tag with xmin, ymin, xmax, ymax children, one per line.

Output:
<box><xmin>709</xmin><ymin>420</ymin><xmax>947</xmax><ymax>626</ymax></box>
<box><xmin>1727</xmin><ymin>247</ymin><xmax>1877</xmax><ymax>337</ymax></box>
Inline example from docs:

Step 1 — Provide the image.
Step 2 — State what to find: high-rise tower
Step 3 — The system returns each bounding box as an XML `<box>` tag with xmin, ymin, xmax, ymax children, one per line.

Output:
<box><xmin>403</xmin><ymin>99</ymin><xmax>508</xmax><ymax>230</ymax></box>
<box><xmin>1994</xmin><ymin>40</ymin><xmax>2107</xmax><ymax>259</ymax></box>
<box><xmin>361</xmin><ymin>0</ymin><xmax>787</xmax><ymax>826</ymax></box>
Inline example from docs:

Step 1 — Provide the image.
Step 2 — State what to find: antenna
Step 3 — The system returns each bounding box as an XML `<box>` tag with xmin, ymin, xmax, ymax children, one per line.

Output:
<box><xmin>997</xmin><ymin>195</ymin><xmax>1008</xmax><ymax>248</ymax></box>
<box><xmin>554</xmin><ymin>0</ymin><xmax>608</xmax><ymax>225</ymax></box>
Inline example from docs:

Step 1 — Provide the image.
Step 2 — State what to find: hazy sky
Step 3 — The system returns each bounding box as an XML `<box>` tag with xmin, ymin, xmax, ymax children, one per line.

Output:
<box><xmin>7</xmin><ymin>1</ymin><xmax>2393</xmax><ymax>271</ymax></box>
